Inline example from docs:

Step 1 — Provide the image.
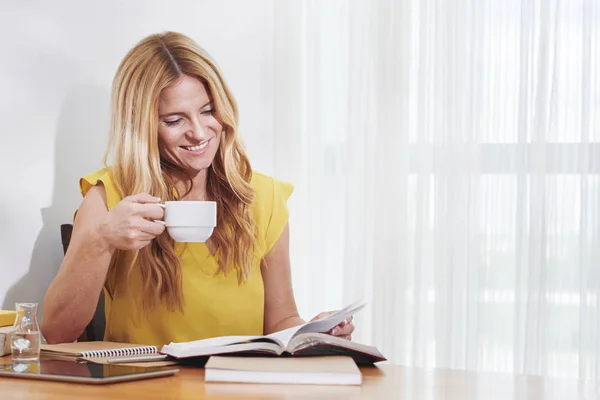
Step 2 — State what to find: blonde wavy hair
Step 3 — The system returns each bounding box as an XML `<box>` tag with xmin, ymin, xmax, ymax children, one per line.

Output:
<box><xmin>105</xmin><ymin>31</ymin><xmax>258</xmax><ymax>312</ymax></box>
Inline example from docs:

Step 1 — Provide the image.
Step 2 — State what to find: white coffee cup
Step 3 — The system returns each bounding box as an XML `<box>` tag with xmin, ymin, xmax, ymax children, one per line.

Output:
<box><xmin>158</xmin><ymin>201</ymin><xmax>217</xmax><ymax>242</ymax></box>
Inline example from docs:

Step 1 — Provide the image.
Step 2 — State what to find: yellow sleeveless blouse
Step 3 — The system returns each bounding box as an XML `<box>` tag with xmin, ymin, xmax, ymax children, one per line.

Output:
<box><xmin>79</xmin><ymin>168</ymin><xmax>293</xmax><ymax>347</ymax></box>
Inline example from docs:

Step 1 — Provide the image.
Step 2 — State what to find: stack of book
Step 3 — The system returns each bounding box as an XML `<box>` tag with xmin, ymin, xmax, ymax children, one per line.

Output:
<box><xmin>0</xmin><ymin>310</ymin><xmax>16</xmax><ymax>356</ymax></box>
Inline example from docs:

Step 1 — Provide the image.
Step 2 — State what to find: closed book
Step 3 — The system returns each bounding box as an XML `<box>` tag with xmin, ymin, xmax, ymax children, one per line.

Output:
<box><xmin>40</xmin><ymin>341</ymin><xmax>176</xmax><ymax>367</ymax></box>
<box><xmin>0</xmin><ymin>326</ymin><xmax>15</xmax><ymax>356</ymax></box>
<box><xmin>205</xmin><ymin>356</ymin><xmax>362</xmax><ymax>385</ymax></box>
<box><xmin>0</xmin><ymin>310</ymin><xmax>16</xmax><ymax>327</ymax></box>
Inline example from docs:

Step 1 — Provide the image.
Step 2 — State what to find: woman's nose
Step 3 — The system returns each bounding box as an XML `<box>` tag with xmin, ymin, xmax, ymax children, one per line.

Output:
<box><xmin>188</xmin><ymin>119</ymin><xmax>209</xmax><ymax>141</ymax></box>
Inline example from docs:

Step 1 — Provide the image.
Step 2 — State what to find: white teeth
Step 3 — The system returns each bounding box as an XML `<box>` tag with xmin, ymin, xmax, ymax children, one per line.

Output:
<box><xmin>184</xmin><ymin>141</ymin><xmax>208</xmax><ymax>151</ymax></box>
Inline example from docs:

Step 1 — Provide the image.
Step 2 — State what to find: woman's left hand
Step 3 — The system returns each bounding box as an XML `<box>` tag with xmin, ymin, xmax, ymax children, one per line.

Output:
<box><xmin>311</xmin><ymin>312</ymin><xmax>355</xmax><ymax>341</ymax></box>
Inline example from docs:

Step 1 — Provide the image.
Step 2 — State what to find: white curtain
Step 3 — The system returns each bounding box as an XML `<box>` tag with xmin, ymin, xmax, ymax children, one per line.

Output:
<box><xmin>273</xmin><ymin>0</ymin><xmax>600</xmax><ymax>379</ymax></box>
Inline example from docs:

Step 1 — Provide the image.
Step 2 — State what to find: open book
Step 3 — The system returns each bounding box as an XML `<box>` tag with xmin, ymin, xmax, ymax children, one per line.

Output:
<box><xmin>161</xmin><ymin>299</ymin><xmax>386</xmax><ymax>364</ymax></box>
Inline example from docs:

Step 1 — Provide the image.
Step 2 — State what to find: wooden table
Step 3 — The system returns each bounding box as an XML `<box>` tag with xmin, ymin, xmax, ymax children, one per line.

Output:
<box><xmin>1</xmin><ymin>355</ymin><xmax>599</xmax><ymax>399</ymax></box>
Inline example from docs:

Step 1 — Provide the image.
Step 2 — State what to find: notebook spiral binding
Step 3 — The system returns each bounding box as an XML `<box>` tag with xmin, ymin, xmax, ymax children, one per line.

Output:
<box><xmin>81</xmin><ymin>346</ymin><xmax>158</xmax><ymax>358</ymax></box>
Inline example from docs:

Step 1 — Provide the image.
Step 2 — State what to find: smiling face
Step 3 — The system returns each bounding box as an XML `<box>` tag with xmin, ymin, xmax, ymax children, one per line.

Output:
<box><xmin>157</xmin><ymin>75</ymin><xmax>223</xmax><ymax>177</ymax></box>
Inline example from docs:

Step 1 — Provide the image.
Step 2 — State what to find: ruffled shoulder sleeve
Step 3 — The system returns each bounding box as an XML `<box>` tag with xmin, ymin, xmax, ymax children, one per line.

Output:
<box><xmin>79</xmin><ymin>167</ymin><xmax>122</xmax><ymax>209</ymax></box>
<box><xmin>250</xmin><ymin>172</ymin><xmax>294</xmax><ymax>256</ymax></box>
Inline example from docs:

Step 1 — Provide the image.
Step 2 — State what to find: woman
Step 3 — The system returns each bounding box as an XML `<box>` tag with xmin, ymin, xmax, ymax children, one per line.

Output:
<box><xmin>41</xmin><ymin>31</ymin><xmax>354</xmax><ymax>346</ymax></box>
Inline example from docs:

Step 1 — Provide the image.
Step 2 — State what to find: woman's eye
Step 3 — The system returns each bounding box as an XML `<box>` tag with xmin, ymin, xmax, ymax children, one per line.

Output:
<box><xmin>201</xmin><ymin>109</ymin><xmax>216</xmax><ymax>116</ymax></box>
<box><xmin>165</xmin><ymin>118</ymin><xmax>182</xmax><ymax>126</ymax></box>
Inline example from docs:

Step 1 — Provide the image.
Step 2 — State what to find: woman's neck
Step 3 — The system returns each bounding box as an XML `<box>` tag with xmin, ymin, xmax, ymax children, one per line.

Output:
<box><xmin>171</xmin><ymin>168</ymin><xmax>209</xmax><ymax>201</ymax></box>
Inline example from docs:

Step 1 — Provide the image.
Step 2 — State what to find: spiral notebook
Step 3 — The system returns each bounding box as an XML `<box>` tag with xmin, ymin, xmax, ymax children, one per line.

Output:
<box><xmin>40</xmin><ymin>341</ymin><xmax>176</xmax><ymax>367</ymax></box>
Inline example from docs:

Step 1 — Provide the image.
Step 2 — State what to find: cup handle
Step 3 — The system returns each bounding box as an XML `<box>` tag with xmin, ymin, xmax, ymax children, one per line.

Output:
<box><xmin>154</xmin><ymin>203</ymin><xmax>166</xmax><ymax>224</ymax></box>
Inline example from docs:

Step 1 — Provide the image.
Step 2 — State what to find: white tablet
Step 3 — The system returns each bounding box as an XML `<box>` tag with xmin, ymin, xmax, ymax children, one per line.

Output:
<box><xmin>0</xmin><ymin>359</ymin><xmax>179</xmax><ymax>384</ymax></box>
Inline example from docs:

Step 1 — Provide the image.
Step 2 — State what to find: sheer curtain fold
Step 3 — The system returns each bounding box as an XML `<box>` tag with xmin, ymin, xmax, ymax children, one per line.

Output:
<box><xmin>273</xmin><ymin>0</ymin><xmax>599</xmax><ymax>379</ymax></box>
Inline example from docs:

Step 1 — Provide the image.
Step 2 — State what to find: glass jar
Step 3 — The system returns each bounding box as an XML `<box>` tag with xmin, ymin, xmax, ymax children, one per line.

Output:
<box><xmin>11</xmin><ymin>303</ymin><xmax>41</xmax><ymax>362</ymax></box>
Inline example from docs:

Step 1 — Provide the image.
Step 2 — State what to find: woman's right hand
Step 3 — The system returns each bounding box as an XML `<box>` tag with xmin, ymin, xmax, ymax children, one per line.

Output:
<box><xmin>98</xmin><ymin>193</ymin><xmax>166</xmax><ymax>251</ymax></box>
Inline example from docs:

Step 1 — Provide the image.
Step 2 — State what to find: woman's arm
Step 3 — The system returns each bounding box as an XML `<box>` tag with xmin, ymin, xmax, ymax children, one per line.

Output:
<box><xmin>261</xmin><ymin>223</ymin><xmax>355</xmax><ymax>339</ymax></box>
<box><xmin>261</xmin><ymin>223</ymin><xmax>306</xmax><ymax>334</ymax></box>
<box><xmin>42</xmin><ymin>188</ymin><xmax>165</xmax><ymax>344</ymax></box>
<box><xmin>41</xmin><ymin>185</ymin><xmax>115</xmax><ymax>343</ymax></box>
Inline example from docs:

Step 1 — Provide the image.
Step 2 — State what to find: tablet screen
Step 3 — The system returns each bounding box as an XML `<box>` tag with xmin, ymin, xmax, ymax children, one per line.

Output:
<box><xmin>0</xmin><ymin>359</ymin><xmax>179</xmax><ymax>384</ymax></box>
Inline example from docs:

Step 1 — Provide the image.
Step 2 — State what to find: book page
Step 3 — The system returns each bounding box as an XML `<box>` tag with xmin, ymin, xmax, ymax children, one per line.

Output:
<box><xmin>267</xmin><ymin>299</ymin><xmax>367</xmax><ymax>348</ymax></box>
<box><xmin>160</xmin><ymin>334</ymin><xmax>287</xmax><ymax>358</ymax></box>
<box><xmin>295</xmin><ymin>299</ymin><xmax>366</xmax><ymax>336</ymax></box>
<box><xmin>162</xmin><ymin>340</ymin><xmax>283</xmax><ymax>358</ymax></box>
<box><xmin>164</xmin><ymin>335</ymin><xmax>261</xmax><ymax>350</ymax></box>
<box><xmin>265</xmin><ymin>326</ymin><xmax>303</xmax><ymax>348</ymax></box>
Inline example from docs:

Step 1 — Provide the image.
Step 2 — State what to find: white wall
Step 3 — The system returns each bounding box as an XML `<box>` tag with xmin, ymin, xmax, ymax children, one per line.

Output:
<box><xmin>0</xmin><ymin>0</ymin><xmax>275</xmax><ymax>311</ymax></box>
